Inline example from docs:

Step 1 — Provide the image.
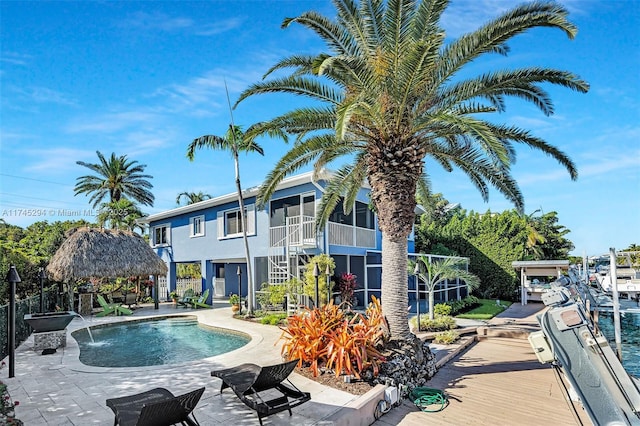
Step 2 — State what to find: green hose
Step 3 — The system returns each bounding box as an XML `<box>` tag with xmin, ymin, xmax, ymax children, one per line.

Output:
<box><xmin>409</xmin><ymin>387</ymin><xmax>448</xmax><ymax>412</ymax></box>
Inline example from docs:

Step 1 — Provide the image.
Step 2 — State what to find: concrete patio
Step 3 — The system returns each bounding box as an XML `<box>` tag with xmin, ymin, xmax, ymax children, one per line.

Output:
<box><xmin>2</xmin><ymin>301</ymin><xmax>360</xmax><ymax>425</ymax></box>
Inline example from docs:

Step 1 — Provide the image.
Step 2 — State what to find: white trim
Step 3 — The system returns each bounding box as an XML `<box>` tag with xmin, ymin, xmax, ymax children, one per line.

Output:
<box><xmin>151</xmin><ymin>223</ymin><xmax>171</xmax><ymax>247</ymax></box>
<box><xmin>217</xmin><ymin>204</ymin><xmax>256</xmax><ymax>240</ymax></box>
<box><xmin>190</xmin><ymin>215</ymin><xmax>205</xmax><ymax>238</ymax></box>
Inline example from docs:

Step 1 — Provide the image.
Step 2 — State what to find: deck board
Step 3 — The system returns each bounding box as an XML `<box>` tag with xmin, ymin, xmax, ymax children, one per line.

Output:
<box><xmin>374</xmin><ymin>337</ymin><xmax>590</xmax><ymax>425</ymax></box>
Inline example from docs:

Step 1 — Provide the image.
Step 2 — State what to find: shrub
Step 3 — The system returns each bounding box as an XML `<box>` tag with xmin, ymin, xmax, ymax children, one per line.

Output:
<box><xmin>446</xmin><ymin>295</ymin><xmax>480</xmax><ymax>316</ymax></box>
<box><xmin>259</xmin><ymin>313</ymin><xmax>287</xmax><ymax>325</ymax></box>
<box><xmin>433</xmin><ymin>330</ymin><xmax>460</xmax><ymax>345</ymax></box>
<box><xmin>336</xmin><ymin>272</ymin><xmax>357</xmax><ymax>307</ymax></box>
<box><xmin>411</xmin><ymin>315</ymin><xmax>456</xmax><ymax>332</ymax></box>
<box><xmin>0</xmin><ymin>362</ymin><xmax>22</xmax><ymax>425</ymax></box>
<box><xmin>280</xmin><ymin>296</ymin><xmax>387</xmax><ymax>379</ymax></box>
<box><xmin>433</xmin><ymin>303</ymin><xmax>451</xmax><ymax>316</ymax></box>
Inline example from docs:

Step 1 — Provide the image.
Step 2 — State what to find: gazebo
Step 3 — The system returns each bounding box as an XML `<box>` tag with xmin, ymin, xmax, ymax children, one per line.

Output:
<box><xmin>47</xmin><ymin>227</ymin><xmax>167</xmax><ymax>312</ymax></box>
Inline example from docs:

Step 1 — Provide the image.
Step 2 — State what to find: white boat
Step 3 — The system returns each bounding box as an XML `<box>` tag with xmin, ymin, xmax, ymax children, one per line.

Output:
<box><xmin>593</xmin><ymin>252</ymin><xmax>640</xmax><ymax>299</ymax></box>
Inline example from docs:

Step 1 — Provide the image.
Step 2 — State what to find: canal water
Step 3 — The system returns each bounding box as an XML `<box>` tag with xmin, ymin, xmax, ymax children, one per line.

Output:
<box><xmin>598</xmin><ymin>311</ymin><xmax>640</xmax><ymax>378</ymax></box>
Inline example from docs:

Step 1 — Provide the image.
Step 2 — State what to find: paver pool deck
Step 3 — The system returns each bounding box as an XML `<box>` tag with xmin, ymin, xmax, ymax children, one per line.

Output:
<box><xmin>3</xmin><ymin>301</ymin><xmax>357</xmax><ymax>425</ymax></box>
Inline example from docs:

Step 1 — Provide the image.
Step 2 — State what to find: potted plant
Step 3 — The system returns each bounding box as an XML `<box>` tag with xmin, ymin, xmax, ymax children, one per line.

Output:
<box><xmin>169</xmin><ymin>290</ymin><xmax>179</xmax><ymax>304</ymax></box>
<box><xmin>229</xmin><ymin>294</ymin><xmax>241</xmax><ymax>313</ymax></box>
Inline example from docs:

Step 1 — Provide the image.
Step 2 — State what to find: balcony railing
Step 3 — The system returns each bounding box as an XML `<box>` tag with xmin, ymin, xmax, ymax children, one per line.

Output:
<box><xmin>328</xmin><ymin>222</ymin><xmax>376</xmax><ymax>248</ymax></box>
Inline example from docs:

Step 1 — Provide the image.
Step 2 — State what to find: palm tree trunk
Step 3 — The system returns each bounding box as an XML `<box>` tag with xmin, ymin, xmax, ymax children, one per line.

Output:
<box><xmin>234</xmin><ymin>153</ymin><xmax>254</xmax><ymax>315</ymax></box>
<box><xmin>381</xmin><ymin>235</ymin><xmax>411</xmax><ymax>340</ymax></box>
<box><xmin>429</xmin><ymin>289</ymin><xmax>435</xmax><ymax>321</ymax></box>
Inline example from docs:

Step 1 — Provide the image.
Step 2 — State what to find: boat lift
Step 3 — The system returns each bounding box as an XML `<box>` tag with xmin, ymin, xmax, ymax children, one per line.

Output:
<box><xmin>528</xmin><ymin>271</ymin><xmax>640</xmax><ymax>425</ymax></box>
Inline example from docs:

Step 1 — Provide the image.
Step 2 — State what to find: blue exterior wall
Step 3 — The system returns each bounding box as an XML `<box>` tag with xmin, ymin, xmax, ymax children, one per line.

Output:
<box><xmin>146</xmin><ymin>175</ymin><xmax>428</xmax><ymax>307</ymax></box>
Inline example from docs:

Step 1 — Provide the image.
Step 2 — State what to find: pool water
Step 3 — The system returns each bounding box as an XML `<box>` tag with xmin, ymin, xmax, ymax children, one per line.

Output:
<box><xmin>72</xmin><ymin>316</ymin><xmax>250</xmax><ymax>367</ymax></box>
<box><xmin>598</xmin><ymin>312</ymin><xmax>640</xmax><ymax>378</ymax></box>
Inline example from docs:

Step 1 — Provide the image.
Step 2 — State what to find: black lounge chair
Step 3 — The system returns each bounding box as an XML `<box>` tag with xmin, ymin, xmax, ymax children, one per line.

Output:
<box><xmin>211</xmin><ymin>359</ymin><xmax>311</xmax><ymax>425</ymax></box>
<box><xmin>106</xmin><ymin>386</ymin><xmax>205</xmax><ymax>426</ymax></box>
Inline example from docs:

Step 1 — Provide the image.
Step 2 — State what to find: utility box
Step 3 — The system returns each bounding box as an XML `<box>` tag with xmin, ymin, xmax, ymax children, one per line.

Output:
<box><xmin>385</xmin><ymin>386</ymin><xmax>399</xmax><ymax>405</ymax></box>
<box><xmin>528</xmin><ymin>331</ymin><xmax>555</xmax><ymax>364</ymax></box>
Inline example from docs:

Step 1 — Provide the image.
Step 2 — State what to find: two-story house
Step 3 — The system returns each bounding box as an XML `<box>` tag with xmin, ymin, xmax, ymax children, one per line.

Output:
<box><xmin>140</xmin><ymin>169</ymin><xmax>470</xmax><ymax>309</ymax></box>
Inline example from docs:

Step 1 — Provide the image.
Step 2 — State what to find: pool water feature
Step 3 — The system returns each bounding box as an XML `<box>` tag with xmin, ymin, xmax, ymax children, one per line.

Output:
<box><xmin>72</xmin><ymin>316</ymin><xmax>250</xmax><ymax>367</ymax></box>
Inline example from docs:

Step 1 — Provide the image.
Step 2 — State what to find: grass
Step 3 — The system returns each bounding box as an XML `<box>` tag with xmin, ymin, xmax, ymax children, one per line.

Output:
<box><xmin>456</xmin><ymin>298</ymin><xmax>512</xmax><ymax>320</ymax></box>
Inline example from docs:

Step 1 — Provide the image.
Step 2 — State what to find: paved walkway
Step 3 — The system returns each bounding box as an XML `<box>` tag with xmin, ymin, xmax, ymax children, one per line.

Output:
<box><xmin>373</xmin><ymin>302</ymin><xmax>588</xmax><ymax>426</ymax></box>
<box><xmin>3</xmin><ymin>301</ymin><xmax>357</xmax><ymax>425</ymax></box>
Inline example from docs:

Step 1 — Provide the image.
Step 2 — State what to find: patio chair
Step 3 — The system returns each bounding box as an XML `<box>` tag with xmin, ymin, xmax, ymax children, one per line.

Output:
<box><xmin>189</xmin><ymin>289</ymin><xmax>211</xmax><ymax>309</ymax></box>
<box><xmin>176</xmin><ymin>288</ymin><xmax>195</xmax><ymax>308</ymax></box>
<box><xmin>96</xmin><ymin>294</ymin><xmax>133</xmax><ymax>317</ymax></box>
<box><xmin>123</xmin><ymin>292</ymin><xmax>139</xmax><ymax>309</ymax></box>
<box><xmin>106</xmin><ymin>386</ymin><xmax>205</xmax><ymax>426</ymax></box>
<box><xmin>210</xmin><ymin>359</ymin><xmax>311</xmax><ymax>425</ymax></box>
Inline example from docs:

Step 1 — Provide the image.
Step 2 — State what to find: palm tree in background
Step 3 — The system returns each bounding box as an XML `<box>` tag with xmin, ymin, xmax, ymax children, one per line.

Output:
<box><xmin>186</xmin><ymin>124</ymin><xmax>266</xmax><ymax>316</ymax></box>
<box><xmin>75</xmin><ymin>151</ymin><xmax>154</xmax><ymax>208</ymax></box>
<box><xmin>409</xmin><ymin>255</ymin><xmax>480</xmax><ymax>321</ymax></box>
<box><xmin>96</xmin><ymin>198</ymin><xmax>144</xmax><ymax>231</ymax></box>
<box><xmin>237</xmin><ymin>0</ymin><xmax>588</xmax><ymax>348</ymax></box>
<box><xmin>176</xmin><ymin>191</ymin><xmax>212</xmax><ymax>206</ymax></box>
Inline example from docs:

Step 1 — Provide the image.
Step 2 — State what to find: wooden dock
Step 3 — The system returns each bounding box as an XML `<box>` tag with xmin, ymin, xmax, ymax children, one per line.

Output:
<box><xmin>373</xmin><ymin>303</ymin><xmax>593</xmax><ymax>426</ymax></box>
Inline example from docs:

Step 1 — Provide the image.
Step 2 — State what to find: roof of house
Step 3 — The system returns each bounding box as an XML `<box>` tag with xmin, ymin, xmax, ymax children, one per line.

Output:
<box><xmin>138</xmin><ymin>169</ymin><xmax>332</xmax><ymax>224</ymax></box>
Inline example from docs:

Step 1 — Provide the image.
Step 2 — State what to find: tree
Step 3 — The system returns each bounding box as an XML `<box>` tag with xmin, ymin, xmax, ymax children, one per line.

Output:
<box><xmin>409</xmin><ymin>255</ymin><xmax>480</xmax><ymax>320</ymax></box>
<box><xmin>237</xmin><ymin>0</ymin><xmax>588</xmax><ymax>346</ymax></box>
<box><xmin>520</xmin><ymin>209</ymin><xmax>546</xmax><ymax>260</ymax></box>
<box><xmin>75</xmin><ymin>151</ymin><xmax>154</xmax><ymax>208</ymax></box>
<box><xmin>176</xmin><ymin>191</ymin><xmax>212</xmax><ymax>206</ymax></box>
<box><xmin>96</xmin><ymin>199</ymin><xmax>144</xmax><ymax>231</ymax></box>
<box><xmin>186</xmin><ymin>125</ymin><xmax>265</xmax><ymax>316</ymax></box>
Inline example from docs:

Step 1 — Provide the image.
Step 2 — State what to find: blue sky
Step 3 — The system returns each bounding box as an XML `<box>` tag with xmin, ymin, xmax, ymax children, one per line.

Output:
<box><xmin>1</xmin><ymin>0</ymin><xmax>638</xmax><ymax>257</ymax></box>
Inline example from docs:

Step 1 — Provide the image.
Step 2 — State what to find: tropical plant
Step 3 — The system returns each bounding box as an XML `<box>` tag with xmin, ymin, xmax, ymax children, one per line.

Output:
<box><xmin>410</xmin><ymin>255</ymin><xmax>480</xmax><ymax>320</ymax></box>
<box><xmin>96</xmin><ymin>199</ymin><xmax>144</xmax><ymax>231</ymax></box>
<box><xmin>280</xmin><ymin>297</ymin><xmax>387</xmax><ymax>379</ymax></box>
<box><xmin>75</xmin><ymin>151</ymin><xmax>154</xmax><ymax>208</ymax></box>
<box><xmin>176</xmin><ymin>191</ymin><xmax>212</xmax><ymax>206</ymax></box>
<box><xmin>433</xmin><ymin>330</ymin><xmax>459</xmax><ymax>345</ymax></box>
<box><xmin>229</xmin><ymin>293</ymin><xmax>241</xmax><ymax>305</ymax></box>
<box><xmin>336</xmin><ymin>272</ymin><xmax>357</xmax><ymax>307</ymax></box>
<box><xmin>187</xmin><ymin>124</ymin><xmax>265</xmax><ymax>316</ymax></box>
<box><xmin>302</xmin><ymin>254</ymin><xmax>335</xmax><ymax>306</ymax></box>
<box><xmin>236</xmin><ymin>0</ymin><xmax>588</xmax><ymax>348</ymax></box>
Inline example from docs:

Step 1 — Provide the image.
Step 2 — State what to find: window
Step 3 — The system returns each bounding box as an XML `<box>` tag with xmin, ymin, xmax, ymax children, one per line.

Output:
<box><xmin>190</xmin><ymin>215</ymin><xmax>204</xmax><ymax>237</ymax></box>
<box><xmin>329</xmin><ymin>199</ymin><xmax>353</xmax><ymax>225</ymax></box>
<box><xmin>226</xmin><ymin>210</ymin><xmax>243</xmax><ymax>235</ymax></box>
<box><xmin>152</xmin><ymin>224</ymin><xmax>170</xmax><ymax>246</ymax></box>
<box><xmin>355</xmin><ymin>201</ymin><xmax>375</xmax><ymax>229</ymax></box>
<box><xmin>218</xmin><ymin>204</ymin><xmax>255</xmax><ymax>239</ymax></box>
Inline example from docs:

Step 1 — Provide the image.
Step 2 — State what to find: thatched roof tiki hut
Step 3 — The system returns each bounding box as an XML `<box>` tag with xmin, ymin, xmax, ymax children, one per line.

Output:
<box><xmin>47</xmin><ymin>227</ymin><xmax>168</xmax><ymax>310</ymax></box>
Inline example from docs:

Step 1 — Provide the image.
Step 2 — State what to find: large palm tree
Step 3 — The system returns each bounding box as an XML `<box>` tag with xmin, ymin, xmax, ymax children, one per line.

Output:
<box><xmin>176</xmin><ymin>191</ymin><xmax>212</xmax><ymax>206</ymax></box>
<box><xmin>186</xmin><ymin>125</ymin><xmax>265</xmax><ymax>316</ymax></box>
<box><xmin>75</xmin><ymin>151</ymin><xmax>154</xmax><ymax>208</ymax></box>
<box><xmin>237</xmin><ymin>0</ymin><xmax>588</xmax><ymax>343</ymax></box>
<box><xmin>409</xmin><ymin>255</ymin><xmax>480</xmax><ymax>321</ymax></box>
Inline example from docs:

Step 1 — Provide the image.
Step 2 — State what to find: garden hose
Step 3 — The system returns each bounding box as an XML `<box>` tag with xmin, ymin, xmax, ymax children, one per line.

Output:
<box><xmin>409</xmin><ymin>387</ymin><xmax>448</xmax><ymax>412</ymax></box>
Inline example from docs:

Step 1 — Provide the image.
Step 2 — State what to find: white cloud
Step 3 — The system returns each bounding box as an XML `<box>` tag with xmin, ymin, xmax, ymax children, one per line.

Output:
<box><xmin>123</xmin><ymin>11</ymin><xmax>193</xmax><ymax>32</ymax></box>
<box><xmin>65</xmin><ymin>111</ymin><xmax>159</xmax><ymax>133</ymax></box>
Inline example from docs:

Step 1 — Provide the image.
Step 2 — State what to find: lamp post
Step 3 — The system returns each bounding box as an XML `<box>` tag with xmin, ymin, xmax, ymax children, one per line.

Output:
<box><xmin>313</xmin><ymin>263</ymin><xmax>320</xmax><ymax>308</ymax></box>
<box><xmin>237</xmin><ymin>265</ymin><xmax>242</xmax><ymax>315</ymax></box>
<box><xmin>39</xmin><ymin>267</ymin><xmax>46</xmax><ymax>313</ymax></box>
<box><xmin>414</xmin><ymin>263</ymin><xmax>421</xmax><ymax>332</ymax></box>
<box><xmin>6</xmin><ymin>265</ymin><xmax>21</xmax><ymax>378</ymax></box>
<box><xmin>325</xmin><ymin>265</ymin><xmax>331</xmax><ymax>306</ymax></box>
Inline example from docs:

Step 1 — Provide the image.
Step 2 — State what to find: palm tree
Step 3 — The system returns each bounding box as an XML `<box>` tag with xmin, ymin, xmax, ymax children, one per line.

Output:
<box><xmin>237</xmin><ymin>0</ymin><xmax>588</xmax><ymax>344</ymax></box>
<box><xmin>96</xmin><ymin>198</ymin><xmax>144</xmax><ymax>231</ymax></box>
<box><xmin>186</xmin><ymin>124</ymin><xmax>265</xmax><ymax>316</ymax></box>
<box><xmin>520</xmin><ymin>209</ymin><xmax>546</xmax><ymax>260</ymax></box>
<box><xmin>176</xmin><ymin>191</ymin><xmax>212</xmax><ymax>206</ymax></box>
<box><xmin>75</xmin><ymin>151</ymin><xmax>154</xmax><ymax>208</ymax></box>
<box><xmin>409</xmin><ymin>255</ymin><xmax>480</xmax><ymax>321</ymax></box>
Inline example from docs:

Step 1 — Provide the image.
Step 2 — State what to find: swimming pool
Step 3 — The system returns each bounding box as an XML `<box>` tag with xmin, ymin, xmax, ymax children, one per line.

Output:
<box><xmin>71</xmin><ymin>316</ymin><xmax>250</xmax><ymax>367</ymax></box>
